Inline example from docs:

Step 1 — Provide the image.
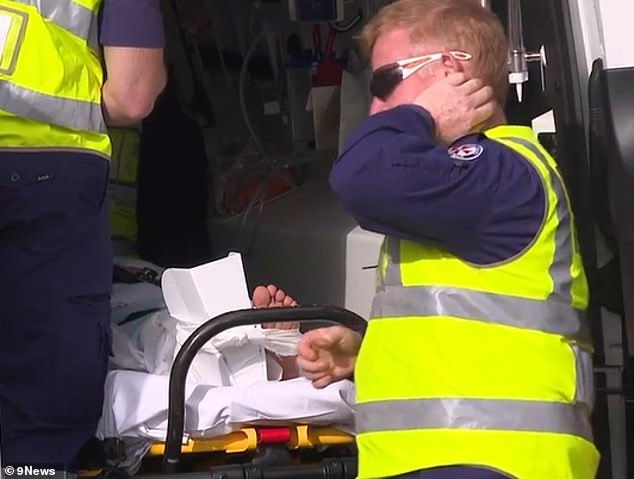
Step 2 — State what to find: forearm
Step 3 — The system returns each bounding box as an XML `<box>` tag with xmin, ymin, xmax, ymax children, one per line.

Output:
<box><xmin>99</xmin><ymin>0</ymin><xmax>167</xmax><ymax>126</ymax></box>
<box><xmin>102</xmin><ymin>47</ymin><xmax>166</xmax><ymax>126</ymax></box>
<box><xmin>330</xmin><ymin>105</ymin><xmax>493</xmax><ymax>251</ymax></box>
<box><xmin>102</xmin><ymin>81</ymin><xmax>136</xmax><ymax>127</ymax></box>
<box><xmin>331</xmin><ymin>106</ymin><xmax>447</xmax><ymax>242</ymax></box>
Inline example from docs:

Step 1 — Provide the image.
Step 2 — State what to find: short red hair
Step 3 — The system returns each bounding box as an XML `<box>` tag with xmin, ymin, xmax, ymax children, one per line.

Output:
<box><xmin>361</xmin><ymin>0</ymin><xmax>509</xmax><ymax>103</ymax></box>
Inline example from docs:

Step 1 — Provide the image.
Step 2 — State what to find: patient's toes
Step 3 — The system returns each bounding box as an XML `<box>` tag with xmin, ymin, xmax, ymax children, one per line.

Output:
<box><xmin>273</xmin><ymin>288</ymin><xmax>297</xmax><ymax>308</ymax></box>
<box><xmin>283</xmin><ymin>295</ymin><xmax>297</xmax><ymax>307</ymax></box>
<box><xmin>253</xmin><ymin>284</ymin><xmax>298</xmax><ymax>309</ymax></box>
<box><xmin>266</xmin><ymin>284</ymin><xmax>278</xmax><ymax>300</ymax></box>
<box><xmin>274</xmin><ymin>288</ymin><xmax>286</xmax><ymax>305</ymax></box>
<box><xmin>253</xmin><ymin>285</ymin><xmax>273</xmax><ymax>308</ymax></box>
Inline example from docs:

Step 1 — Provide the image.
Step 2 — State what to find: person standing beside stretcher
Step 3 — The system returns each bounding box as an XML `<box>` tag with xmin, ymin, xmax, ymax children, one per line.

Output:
<box><xmin>0</xmin><ymin>0</ymin><xmax>165</xmax><ymax>473</ymax></box>
<box><xmin>296</xmin><ymin>1</ymin><xmax>600</xmax><ymax>478</ymax></box>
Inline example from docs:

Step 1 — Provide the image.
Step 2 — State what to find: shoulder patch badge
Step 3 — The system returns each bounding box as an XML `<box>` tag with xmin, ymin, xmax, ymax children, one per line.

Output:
<box><xmin>448</xmin><ymin>143</ymin><xmax>484</xmax><ymax>162</ymax></box>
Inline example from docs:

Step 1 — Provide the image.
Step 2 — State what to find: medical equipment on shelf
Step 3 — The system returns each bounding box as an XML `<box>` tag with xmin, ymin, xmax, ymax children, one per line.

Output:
<box><xmin>288</xmin><ymin>0</ymin><xmax>345</xmax><ymax>23</ymax></box>
<box><xmin>506</xmin><ymin>0</ymin><xmax>547</xmax><ymax>102</ymax></box>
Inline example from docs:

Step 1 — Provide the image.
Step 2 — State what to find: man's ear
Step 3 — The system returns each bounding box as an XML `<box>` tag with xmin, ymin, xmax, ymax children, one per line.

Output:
<box><xmin>440</xmin><ymin>51</ymin><xmax>465</xmax><ymax>75</ymax></box>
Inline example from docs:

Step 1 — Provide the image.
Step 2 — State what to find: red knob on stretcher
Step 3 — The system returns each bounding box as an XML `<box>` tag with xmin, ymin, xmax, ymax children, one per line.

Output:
<box><xmin>257</xmin><ymin>427</ymin><xmax>292</xmax><ymax>445</ymax></box>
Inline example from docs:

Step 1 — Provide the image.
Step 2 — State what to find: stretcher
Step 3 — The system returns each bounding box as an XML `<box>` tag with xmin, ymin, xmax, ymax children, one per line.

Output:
<box><xmin>85</xmin><ymin>305</ymin><xmax>366</xmax><ymax>479</ymax></box>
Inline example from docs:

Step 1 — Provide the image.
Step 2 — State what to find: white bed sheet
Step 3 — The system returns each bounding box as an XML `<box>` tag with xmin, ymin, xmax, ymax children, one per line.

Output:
<box><xmin>97</xmin><ymin>370</ymin><xmax>356</xmax><ymax>441</ymax></box>
<box><xmin>96</xmin><ymin>370</ymin><xmax>356</xmax><ymax>474</ymax></box>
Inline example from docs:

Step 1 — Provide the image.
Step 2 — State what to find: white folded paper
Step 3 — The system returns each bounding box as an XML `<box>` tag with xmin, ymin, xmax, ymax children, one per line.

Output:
<box><xmin>110</xmin><ymin>254</ymin><xmax>303</xmax><ymax>387</ymax></box>
<box><xmin>161</xmin><ymin>253</ymin><xmax>300</xmax><ymax>386</ymax></box>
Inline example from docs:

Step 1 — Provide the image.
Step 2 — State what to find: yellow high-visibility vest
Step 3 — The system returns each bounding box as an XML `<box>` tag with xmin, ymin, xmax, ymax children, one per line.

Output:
<box><xmin>0</xmin><ymin>0</ymin><xmax>111</xmax><ymax>158</ymax></box>
<box><xmin>354</xmin><ymin>125</ymin><xmax>599</xmax><ymax>479</ymax></box>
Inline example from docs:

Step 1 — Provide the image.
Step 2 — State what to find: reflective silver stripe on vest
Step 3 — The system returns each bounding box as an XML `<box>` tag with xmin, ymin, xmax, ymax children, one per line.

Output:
<box><xmin>383</xmin><ymin>237</ymin><xmax>402</xmax><ymax>286</ymax></box>
<box><xmin>373</xmin><ymin>136</ymin><xmax>588</xmax><ymax>342</ymax></box>
<box><xmin>371</xmin><ymin>286</ymin><xmax>591</xmax><ymax>343</ymax></box>
<box><xmin>11</xmin><ymin>0</ymin><xmax>99</xmax><ymax>52</ymax></box>
<box><xmin>501</xmin><ymin>137</ymin><xmax>573</xmax><ymax>302</ymax></box>
<box><xmin>356</xmin><ymin>398</ymin><xmax>593</xmax><ymax>442</ymax></box>
<box><xmin>0</xmin><ymin>79</ymin><xmax>107</xmax><ymax>133</ymax></box>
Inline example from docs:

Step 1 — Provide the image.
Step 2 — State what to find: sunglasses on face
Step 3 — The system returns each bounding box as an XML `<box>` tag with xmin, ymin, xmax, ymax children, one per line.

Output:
<box><xmin>369</xmin><ymin>50</ymin><xmax>473</xmax><ymax>101</ymax></box>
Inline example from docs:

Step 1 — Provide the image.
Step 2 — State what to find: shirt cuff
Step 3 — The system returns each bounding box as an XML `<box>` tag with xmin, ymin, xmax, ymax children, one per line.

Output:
<box><xmin>401</xmin><ymin>104</ymin><xmax>437</xmax><ymax>138</ymax></box>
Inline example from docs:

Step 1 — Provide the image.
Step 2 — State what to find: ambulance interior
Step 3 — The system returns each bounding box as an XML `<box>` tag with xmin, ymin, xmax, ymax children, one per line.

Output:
<box><xmin>102</xmin><ymin>1</ymin><xmax>634</xmax><ymax>478</ymax></box>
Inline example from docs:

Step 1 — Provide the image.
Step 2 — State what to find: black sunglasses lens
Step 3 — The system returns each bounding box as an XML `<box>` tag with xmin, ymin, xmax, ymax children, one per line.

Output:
<box><xmin>370</xmin><ymin>68</ymin><xmax>403</xmax><ymax>100</ymax></box>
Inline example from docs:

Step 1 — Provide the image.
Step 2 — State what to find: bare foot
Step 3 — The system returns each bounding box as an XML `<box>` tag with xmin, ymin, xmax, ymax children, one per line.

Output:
<box><xmin>253</xmin><ymin>284</ymin><xmax>298</xmax><ymax>308</ymax></box>
<box><xmin>252</xmin><ymin>284</ymin><xmax>299</xmax><ymax>330</ymax></box>
<box><xmin>252</xmin><ymin>284</ymin><xmax>300</xmax><ymax>380</ymax></box>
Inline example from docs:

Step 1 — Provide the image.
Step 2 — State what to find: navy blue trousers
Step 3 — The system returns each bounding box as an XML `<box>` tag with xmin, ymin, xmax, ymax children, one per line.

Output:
<box><xmin>0</xmin><ymin>152</ymin><xmax>113</xmax><ymax>470</ymax></box>
<box><xmin>394</xmin><ymin>467</ymin><xmax>513</xmax><ymax>479</ymax></box>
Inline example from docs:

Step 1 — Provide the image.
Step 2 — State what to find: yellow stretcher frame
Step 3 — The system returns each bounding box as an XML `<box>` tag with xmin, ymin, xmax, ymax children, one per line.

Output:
<box><xmin>79</xmin><ymin>426</ymin><xmax>355</xmax><ymax>477</ymax></box>
<box><xmin>146</xmin><ymin>425</ymin><xmax>354</xmax><ymax>456</ymax></box>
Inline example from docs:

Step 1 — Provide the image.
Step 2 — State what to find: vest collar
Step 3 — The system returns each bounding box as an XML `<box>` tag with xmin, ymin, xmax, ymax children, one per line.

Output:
<box><xmin>484</xmin><ymin>124</ymin><xmax>537</xmax><ymax>142</ymax></box>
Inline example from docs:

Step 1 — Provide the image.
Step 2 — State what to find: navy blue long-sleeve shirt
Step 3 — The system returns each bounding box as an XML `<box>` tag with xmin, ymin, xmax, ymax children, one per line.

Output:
<box><xmin>329</xmin><ymin>105</ymin><xmax>545</xmax><ymax>265</ymax></box>
<box><xmin>100</xmin><ymin>0</ymin><xmax>165</xmax><ymax>48</ymax></box>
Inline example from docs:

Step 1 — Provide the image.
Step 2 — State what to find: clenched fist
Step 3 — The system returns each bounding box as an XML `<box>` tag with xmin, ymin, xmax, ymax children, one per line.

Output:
<box><xmin>297</xmin><ymin>326</ymin><xmax>362</xmax><ymax>389</ymax></box>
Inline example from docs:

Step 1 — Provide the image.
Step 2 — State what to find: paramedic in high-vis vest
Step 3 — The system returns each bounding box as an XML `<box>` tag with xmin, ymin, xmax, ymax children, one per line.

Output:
<box><xmin>0</xmin><ymin>0</ymin><xmax>165</xmax><ymax>471</ymax></box>
<box><xmin>297</xmin><ymin>1</ymin><xmax>600</xmax><ymax>478</ymax></box>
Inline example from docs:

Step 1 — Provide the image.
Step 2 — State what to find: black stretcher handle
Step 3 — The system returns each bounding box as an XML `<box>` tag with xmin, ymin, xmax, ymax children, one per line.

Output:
<box><xmin>161</xmin><ymin>305</ymin><xmax>367</xmax><ymax>474</ymax></box>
